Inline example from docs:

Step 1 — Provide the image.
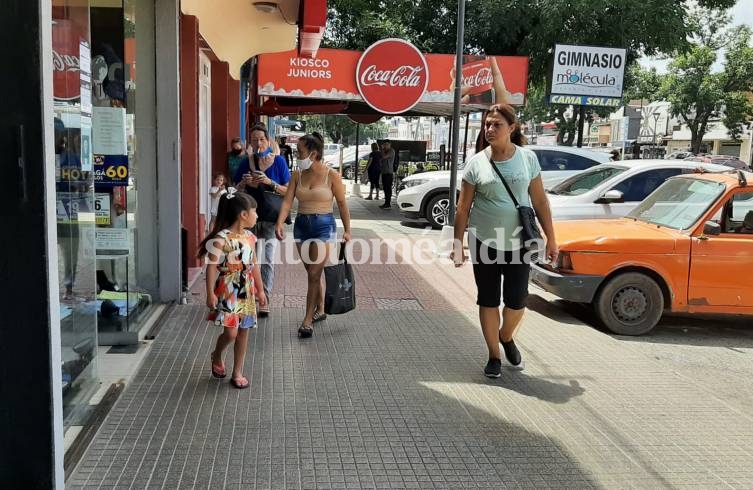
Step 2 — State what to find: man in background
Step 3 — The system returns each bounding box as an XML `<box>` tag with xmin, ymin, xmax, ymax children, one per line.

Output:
<box><xmin>380</xmin><ymin>140</ymin><xmax>396</xmax><ymax>209</ymax></box>
<box><xmin>278</xmin><ymin>136</ymin><xmax>293</xmax><ymax>169</ymax></box>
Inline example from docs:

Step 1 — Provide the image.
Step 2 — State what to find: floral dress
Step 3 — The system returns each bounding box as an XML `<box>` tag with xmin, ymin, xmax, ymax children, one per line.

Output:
<box><xmin>207</xmin><ymin>229</ymin><xmax>257</xmax><ymax>329</ymax></box>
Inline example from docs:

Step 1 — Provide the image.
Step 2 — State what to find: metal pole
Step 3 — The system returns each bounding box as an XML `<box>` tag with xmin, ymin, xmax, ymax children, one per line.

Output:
<box><xmin>355</xmin><ymin>123</ymin><xmax>360</xmax><ymax>183</ymax></box>
<box><xmin>447</xmin><ymin>0</ymin><xmax>466</xmax><ymax>226</ymax></box>
<box><xmin>447</xmin><ymin>118</ymin><xmax>454</xmax><ymax>170</ymax></box>
<box><xmin>576</xmin><ymin>105</ymin><xmax>586</xmax><ymax>148</ymax></box>
<box><xmin>462</xmin><ymin>113</ymin><xmax>470</xmax><ymax>163</ymax></box>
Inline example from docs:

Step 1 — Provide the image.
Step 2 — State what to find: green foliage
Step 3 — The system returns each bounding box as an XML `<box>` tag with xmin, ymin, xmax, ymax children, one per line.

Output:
<box><xmin>297</xmin><ymin>114</ymin><xmax>388</xmax><ymax>145</ymax></box>
<box><xmin>661</xmin><ymin>23</ymin><xmax>753</xmax><ymax>153</ymax></box>
<box><xmin>623</xmin><ymin>64</ymin><xmax>663</xmax><ymax>103</ymax></box>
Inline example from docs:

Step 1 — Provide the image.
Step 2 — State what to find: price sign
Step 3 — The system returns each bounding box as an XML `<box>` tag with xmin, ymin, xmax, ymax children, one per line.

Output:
<box><xmin>95</xmin><ymin>193</ymin><xmax>111</xmax><ymax>225</ymax></box>
<box><xmin>56</xmin><ymin>192</ymin><xmax>95</xmax><ymax>224</ymax></box>
<box><xmin>93</xmin><ymin>155</ymin><xmax>129</xmax><ymax>187</ymax></box>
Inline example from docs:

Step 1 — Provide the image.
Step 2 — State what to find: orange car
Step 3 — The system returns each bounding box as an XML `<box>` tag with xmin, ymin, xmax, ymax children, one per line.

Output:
<box><xmin>531</xmin><ymin>170</ymin><xmax>753</xmax><ymax>335</ymax></box>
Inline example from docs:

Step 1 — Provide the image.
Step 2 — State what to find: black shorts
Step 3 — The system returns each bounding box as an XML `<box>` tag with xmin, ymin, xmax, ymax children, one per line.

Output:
<box><xmin>470</xmin><ymin>238</ymin><xmax>530</xmax><ymax>309</ymax></box>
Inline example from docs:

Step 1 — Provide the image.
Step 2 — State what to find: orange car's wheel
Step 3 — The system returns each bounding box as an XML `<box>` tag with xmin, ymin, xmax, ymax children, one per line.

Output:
<box><xmin>594</xmin><ymin>272</ymin><xmax>664</xmax><ymax>336</ymax></box>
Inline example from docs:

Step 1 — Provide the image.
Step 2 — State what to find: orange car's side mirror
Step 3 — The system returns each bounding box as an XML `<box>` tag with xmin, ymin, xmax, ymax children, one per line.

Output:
<box><xmin>702</xmin><ymin>221</ymin><xmax>721</xmax><ymax>236</ymax></box>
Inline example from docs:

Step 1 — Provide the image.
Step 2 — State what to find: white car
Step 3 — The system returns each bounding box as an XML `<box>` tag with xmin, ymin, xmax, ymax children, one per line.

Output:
<box><xmin>546</xmin><ymin>160</ymin><xmax>730</xmax><ymax>221</ymax></box>
<box><xmin>397</xmin><ymin>146</ymin><xmax>610</xmax><ymax>228</ymax></box>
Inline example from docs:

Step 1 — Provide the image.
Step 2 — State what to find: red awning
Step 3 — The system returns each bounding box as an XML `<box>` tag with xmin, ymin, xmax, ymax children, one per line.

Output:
<box><xmin>298</xmin><ymin>0</ymin><xmax>327</xmax><ymax>58</ymax></box>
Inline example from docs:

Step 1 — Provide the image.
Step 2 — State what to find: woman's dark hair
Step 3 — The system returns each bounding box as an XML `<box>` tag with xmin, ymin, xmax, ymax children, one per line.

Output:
<box><xmin>486</xmin><ymin>103</ymin><xmax>527</xmax><ymax>146</ymax></box>
<box><xmin>249</xmin><ymin>123</ymin><xmax>269</xmax><ymax>139</ymax></box>
<box><xmin>475</xmin><ymin>111</ymin><xmax>490</xmax><ymax>153</ymax></box>
<box><xmin>197</xmin><ymin>191</ymin><xmax>257</xmax><ymax>258</ymax></box>
<box><xmin>371</xmin><ymin>142</ymin><xmax>379</xmax><ymax>151</ymax></box>
<box><xmin>299</xmin><ymin>133</ymin><xmax>325</xmax><ymax>161</ymax></box>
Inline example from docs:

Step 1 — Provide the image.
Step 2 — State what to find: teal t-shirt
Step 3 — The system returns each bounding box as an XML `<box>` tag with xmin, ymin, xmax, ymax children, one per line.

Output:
<box><xmin>462</xmin><ymin>145</ymin><xmax>541</xmax><ymax>250</ymax></box>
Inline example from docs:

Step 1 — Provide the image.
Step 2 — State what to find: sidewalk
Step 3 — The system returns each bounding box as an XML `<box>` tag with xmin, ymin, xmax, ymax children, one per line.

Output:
<box><xmin>68</xmin><ymin>195</ymin><xmax>753</xmax><ymax>489</ymax></box>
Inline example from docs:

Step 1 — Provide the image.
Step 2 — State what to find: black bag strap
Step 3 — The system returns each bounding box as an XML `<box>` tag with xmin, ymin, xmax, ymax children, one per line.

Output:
<box><xmin>338</xmin><ymin>242</ymin><xmax>347</xmax><ymax>262</ymax></box>
<box><xmin>485</xmin><ymin>148</ymin><xmax>521</xmax><ymax>209</ymax></box>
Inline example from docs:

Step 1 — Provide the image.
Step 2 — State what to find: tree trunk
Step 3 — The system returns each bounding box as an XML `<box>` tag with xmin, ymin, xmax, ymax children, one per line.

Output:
<box><xmin>690</xmin><ymin>132</ymin><xmax>702</xmax><ymax>154</ymax></box>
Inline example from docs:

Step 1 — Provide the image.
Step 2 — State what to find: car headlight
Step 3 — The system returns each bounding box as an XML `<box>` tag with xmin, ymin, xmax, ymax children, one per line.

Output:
<box><xmin>401</xmin><ymin>179</ymin><xmax>430</xmax><ymax>189</ymax></box>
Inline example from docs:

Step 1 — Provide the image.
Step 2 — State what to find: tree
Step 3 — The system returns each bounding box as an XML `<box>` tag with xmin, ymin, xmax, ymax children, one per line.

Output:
<box><xmin>622</xmin><ymin>64</ymin><xmax>663</xmax><ymax>104</ymax></box>
<box><xmin>297</xmin><ymin>114</ymin><xmax>388</xmax><ymax>145</ymax></box>
<box><xmin>322</xmin><ymin>0</ymin><xmax>741</xmax><ymax>147</ymax></box>
<box><xmin>661</xmin><ymin>24</ymin><xmax>753</xmax><ymax>154</ymax></box>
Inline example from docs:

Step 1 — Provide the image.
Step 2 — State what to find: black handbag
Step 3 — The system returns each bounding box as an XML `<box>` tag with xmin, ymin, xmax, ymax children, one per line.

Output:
<box><xmin>486</xmin><ymin>150</ymin><xmax>543</xmax><ymax>248</ymax></box>
<box><xmin>248</xmin><ymin>155</ymin><xmax>291</xmax><ymax>224</ymax></box>
<box><xmin>324</xmin><ymin>243</ymin><xmax>356</xmax><ymax>315</ymax></box>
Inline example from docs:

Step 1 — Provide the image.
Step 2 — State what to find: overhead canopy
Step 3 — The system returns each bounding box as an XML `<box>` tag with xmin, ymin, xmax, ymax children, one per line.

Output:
<box><xmin>255</xmin><ymin>47</ymin><xmax>529</xmax><ymax>117</ymax></box>
<box><xmin>181</xmin><ymin>0</ymin><xmax>327</xmax><ymax>78</ymax></box>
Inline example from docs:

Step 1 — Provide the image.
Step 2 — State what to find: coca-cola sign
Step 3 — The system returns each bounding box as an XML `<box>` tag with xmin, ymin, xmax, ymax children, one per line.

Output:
<box><xmin>52</xmin><ymin>19</ymin><xmax>82</xmax><ymax>100</ymax></box>
<box><xmin>461</xmin><ymin>60</ymin><xmax>493</xmax><ymax>96</ymax></box>
<box><xmin>356</xmin><ymin>39</ymin><xmax>429</xmax><ymax>114</ymax></box>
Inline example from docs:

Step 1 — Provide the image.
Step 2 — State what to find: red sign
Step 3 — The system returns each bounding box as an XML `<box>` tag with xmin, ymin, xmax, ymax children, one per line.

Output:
<box><xmin>462</xmin><ymin>60</ymin><xmax>493</xmax><ymax>96</ymax></box>
<box><xmin>52</xmin><ymin>19</ymin><xmax>81</xmax><ymax>101</ymax></box>
<box><xmin>356</xmin><ymin>39</ymin><xmax>429</xmax><ymax>115</ymax></box>
<box><xmin>258</xmin><ymin>48</ymin><xmax>529</xmax><ymax>110</ymax></box>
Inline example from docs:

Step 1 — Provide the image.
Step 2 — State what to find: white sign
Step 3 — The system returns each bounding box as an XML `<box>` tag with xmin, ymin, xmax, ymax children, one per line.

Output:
<box><xmin>621</xmin><ymin>116</ymin><xmax>630</xmax><ymax>142</ymax></box>
<box><xmin>551</xmin><ymin>44</ymin><xmax>626</xmax><ymax>99</ymax></box>
<box><xmin>93</xmin><ymin>106</ymin><xmax>127</xmax><ymax>155</ymax></box>
<box><xmin>96</xmin><ymin>228</ymin><xmax>129</xmax><ymax>252</ymax></box>
<box><xmin>94</xmin><ymin>193</ymin><xmax>111</xmax><ymax>225</ymax></box>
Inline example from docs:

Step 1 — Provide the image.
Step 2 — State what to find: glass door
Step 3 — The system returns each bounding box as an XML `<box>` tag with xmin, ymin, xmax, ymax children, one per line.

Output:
<box><xmin>52</xmin><ymin>0</ymin><xmax>99</xmax><ymax>429</ymax></box>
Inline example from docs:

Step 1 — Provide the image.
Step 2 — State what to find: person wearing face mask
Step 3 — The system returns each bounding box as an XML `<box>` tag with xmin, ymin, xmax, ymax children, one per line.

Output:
<box><xmin>227</xmin><ymin>137</ymin><xmax>247</xmax><ymax>179</ymax></box>
<box><xmin>275</xmin><ymin>132</ymin><xmax>352</xmax><ymax>338</ymax></box>
<box><xmin>235</xmin><ymin>124</ymin><xmax>291</xmax><ymax>318</ymax></box>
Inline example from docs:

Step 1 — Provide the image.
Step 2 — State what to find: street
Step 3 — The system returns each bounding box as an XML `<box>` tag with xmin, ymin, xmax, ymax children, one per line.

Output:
<box><xmin>66</xmin><ymin>194</ymin><xmax>753</xmax><ymax>489</ymax></box>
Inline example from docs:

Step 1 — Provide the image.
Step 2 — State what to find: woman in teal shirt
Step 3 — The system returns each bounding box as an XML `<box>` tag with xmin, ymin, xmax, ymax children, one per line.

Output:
<box><xmin>453</xmin><ymin>104</ymin><xmax>558</xmax><ymax>379</ymax></box>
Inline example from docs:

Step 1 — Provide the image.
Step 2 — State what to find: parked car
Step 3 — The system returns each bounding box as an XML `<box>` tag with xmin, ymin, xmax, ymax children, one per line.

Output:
<box><xmin>325</xmin><ymin>146</ymin><xmax>368</xmax><ymax>179</ymax></box>
<box><xmin>666</xmin><ymin>150</ymin><xmax>693</xmax><ymax>160</ymax></box>
<box><xmin>685</xmin><ymin>154</ymin><xmax>749</xmax><ymax>170</ymax></box>
<box><xmin>531</xmin><ymin>169</ymin><xmax>753</xmax><ymax>335</ymax></box>
<box><xmin>547</xmin><ymin>160</ymin><xmax>729</xmax><ymax>221</ymax></box>
<box><xmin>397</xmin><ymin>146</ymin><xmax>611</xmax><ymax>228</ymax></box>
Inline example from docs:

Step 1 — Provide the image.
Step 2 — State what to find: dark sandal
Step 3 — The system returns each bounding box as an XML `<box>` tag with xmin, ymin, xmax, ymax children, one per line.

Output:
<box><xmin>230</xmin><ymin>376</ymin><xmax>250</xmax><ymax>389</ymax></box>
<box><xmin>298</xmin><ymin>323</ymin><xmax>313</xmax><ymax>338</ymax></box>
<box><xmin>312</xmin><ymin>311</ymin><xmax>327</xmax><ymax>323</ymax></box>
<box><xmin>210</xmin><ymin>356</ymin><xmax>226</xmax><ymax>379</ymax></box>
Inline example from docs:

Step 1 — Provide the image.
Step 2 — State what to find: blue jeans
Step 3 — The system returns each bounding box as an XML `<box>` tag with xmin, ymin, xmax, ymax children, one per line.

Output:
<box><xmin>254</xmin><ymin>221</ymin><xmax>277</xmax><ymax>301</ymax></box>
<box><xmin>293</xmin><ymin>213</ymin><xmax>337</xmax><ymax>242</ymax></box>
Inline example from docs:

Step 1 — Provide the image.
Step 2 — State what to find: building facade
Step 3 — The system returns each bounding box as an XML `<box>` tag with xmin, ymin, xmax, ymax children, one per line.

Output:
<box><xmin>0</xmin><ymin>0</ymin><xmax>323</xmax><ymax>487</ymax></box>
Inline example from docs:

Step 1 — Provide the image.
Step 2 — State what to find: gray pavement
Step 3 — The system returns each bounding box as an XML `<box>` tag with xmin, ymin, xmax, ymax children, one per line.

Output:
<box><xmin>68</xmin><ymin>194</ymin><xmax>753</xmax><ymax>489</ymax></box>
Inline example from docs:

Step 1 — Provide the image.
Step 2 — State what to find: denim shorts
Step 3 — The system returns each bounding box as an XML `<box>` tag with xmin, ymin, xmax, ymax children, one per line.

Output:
<box><xmin>293</xmin><ymin>213</ymin><xmax>337</xmax><ymax>242</ymax></box>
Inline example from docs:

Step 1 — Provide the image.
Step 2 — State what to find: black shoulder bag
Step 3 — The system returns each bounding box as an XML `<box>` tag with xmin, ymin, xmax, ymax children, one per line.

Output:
<box><xmin>248</xmin><ymin>155</ymin><xmax>291</xmax><ymax>224</ymax></box>
<box><xmin>486</xmin><ymin>149</ymin><xmax>543</xmax><ymax>248</ymax></box>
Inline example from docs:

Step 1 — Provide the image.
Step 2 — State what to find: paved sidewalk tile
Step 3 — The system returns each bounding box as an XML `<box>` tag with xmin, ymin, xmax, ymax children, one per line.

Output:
<box><xmin>67</xmin><ymin>197</ymin><xmax>753</xmax><ymax>489</ymax></box>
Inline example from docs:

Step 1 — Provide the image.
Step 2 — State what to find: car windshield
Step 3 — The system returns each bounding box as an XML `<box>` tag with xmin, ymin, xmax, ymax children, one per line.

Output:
<box><xmin>549</xmin><ymin>165</ymin><xmax>627</xmax><ymax>195</ymax></box>
<box><xmin>627</xmin><ymin>178</ymin><xmax>725</xmax><ymax>230</ymax></box>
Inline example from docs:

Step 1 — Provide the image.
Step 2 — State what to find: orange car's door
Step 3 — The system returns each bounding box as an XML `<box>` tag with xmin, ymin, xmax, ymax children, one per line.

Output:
<box><xmin>688</xmin><ymin>190</ymin><xmax>753</xmax><ymax>307</ymax></box>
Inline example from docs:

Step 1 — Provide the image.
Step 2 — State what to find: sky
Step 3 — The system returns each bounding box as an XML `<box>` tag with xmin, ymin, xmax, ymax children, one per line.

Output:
<box><xmin>639</xmin><ymin>0</ymin><xmax>753</xmax><ymax>73</ymax></box>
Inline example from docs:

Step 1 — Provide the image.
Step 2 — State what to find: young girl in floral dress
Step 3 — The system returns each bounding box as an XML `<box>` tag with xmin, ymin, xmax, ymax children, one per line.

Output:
<box><xmin>198</xmin><ymin>190</ymin><xmax>267</xmax><ymax>389</ymax></box>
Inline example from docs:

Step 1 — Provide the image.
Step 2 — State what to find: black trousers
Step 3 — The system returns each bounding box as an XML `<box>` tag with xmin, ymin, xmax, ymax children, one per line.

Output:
<box><xmin>381</xmin><ymin>174</ymin><xmax>394</xmax><ymax>205</ymax></box>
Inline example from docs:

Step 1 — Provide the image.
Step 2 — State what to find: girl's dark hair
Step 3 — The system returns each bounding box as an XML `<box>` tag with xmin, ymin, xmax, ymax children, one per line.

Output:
<box><xmin>486</xmin><ymin>103</ymin><xmax>528</xmax><ymax>147</ymax></box>
<box><xmin>299</xmin><ymin>133</ymin><xmax>325</xmax><ymax>161</ymax></box>
<box><xmin>197</xmin><ymin>191</ymin><xmax>257</xmax><ymax>258</ymax></box>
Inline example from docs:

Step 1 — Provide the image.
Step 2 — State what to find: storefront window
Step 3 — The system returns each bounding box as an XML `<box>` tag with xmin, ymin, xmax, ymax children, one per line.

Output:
<box><xmin>90</xmin><ymin>0</ymin><xmax>155</xmax><ymax>344</ymax></box>
<box><xmin>53</xmin><ymin>0</ymin><xmax>98</xmax><ymax>429</ymax></box>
